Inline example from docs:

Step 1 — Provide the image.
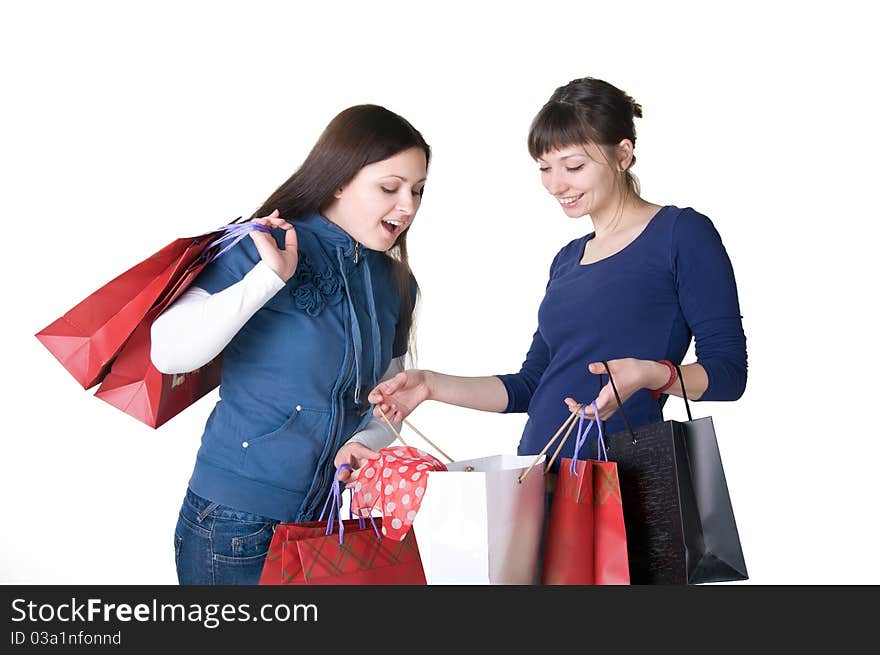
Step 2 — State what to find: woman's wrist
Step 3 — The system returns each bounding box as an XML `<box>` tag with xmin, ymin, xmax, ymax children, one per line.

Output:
<box><xmin>423</xmin><ymin>370</ymin><xmax>438</xmax><ymax>401</ymax></box>
<box><xmin>643</xmin><ymin>359</ymin><xmax>673</xmax><ymax>390</ymax></box>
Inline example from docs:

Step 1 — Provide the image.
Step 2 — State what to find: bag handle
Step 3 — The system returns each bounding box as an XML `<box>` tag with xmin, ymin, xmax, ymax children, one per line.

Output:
<box><xmin>319</xmin><ymin>464</ymin><xmax>381</xmax><ymax>544</ymax></box>
<box><xmin>544</xmin><ymin>400</ymin><xmax>595</xmax><ymax>473</ymax></box>
<box><xmin>201</xmin><ymin>221</ymin><xmax>272</xmax><ymax>264</ymax></box>
<box><xmin>598</xmin><ymin>360</ymin><xmax>640</xmax><ymax>444</ymax></box>
<box><xmin>375</xmin><ymin>407</ymin><xmax>454</xmax><ymax>463</ymax></box>
<box><xmin>560</xmin><ymin>401</ymin><xmax>609</xmax><ymax>478</ymax></box>
<box><xmin>518</xmin><ymin>406</ymin><xmax>580</xmax><ymax>483</ymax></box>
<box><xmin>601</xmin><ymin>360</ymin><xmax>696</xmax><ymax>445</ymax></box>
<box><xmin>659</xmin><ymin>363</ymin><xmax>693</xmax><ymax>422</ymax></box>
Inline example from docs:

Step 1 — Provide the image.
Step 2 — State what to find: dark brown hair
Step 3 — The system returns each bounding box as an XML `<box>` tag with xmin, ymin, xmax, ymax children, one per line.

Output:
<box><xmin>251</xmin><ymin>104</ymin><xmax>430</xmax><ymax>357</ymax></box>
<box><xmin>528</xmin><ymin>77</ymin><xmax>643</xmax><ymax>196</ymax></box>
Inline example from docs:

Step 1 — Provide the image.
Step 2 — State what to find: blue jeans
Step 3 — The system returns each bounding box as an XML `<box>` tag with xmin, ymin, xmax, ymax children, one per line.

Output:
<box><xmin>174</xmin><ymin>487</ymin><xmax>279</xmax><ymax>585</ymax></box>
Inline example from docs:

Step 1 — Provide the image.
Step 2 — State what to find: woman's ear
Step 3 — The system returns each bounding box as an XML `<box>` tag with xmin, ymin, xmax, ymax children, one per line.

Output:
<box><xmin>617</xmin><ymin>139</ymin><xmax>635</xmax><ymax>172</ymax></box>
<box><xmin>333</xmin><ymin>188</ymin><xmax>343</xmax><ymax>199</ymax></box>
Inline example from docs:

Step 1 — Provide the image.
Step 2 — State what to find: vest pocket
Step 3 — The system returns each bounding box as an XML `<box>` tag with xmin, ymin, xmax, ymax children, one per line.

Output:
<box><xmin>241</xmin><ymin>406</ymin><xmax>329</xmax><ymax>492</ymax></box>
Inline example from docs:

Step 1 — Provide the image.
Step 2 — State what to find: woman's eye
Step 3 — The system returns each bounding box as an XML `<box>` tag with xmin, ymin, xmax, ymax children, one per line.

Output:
<box><xmin>381</xmin><ymin>187</ymin><xmax>397</xmax><ymax>194</ymax></box>
<box><xmin>539</xmin><ymin>167</ymin><xmax>550</xmax><ymax>173</ymax></box>
<box><xmin>566</xmin><ymin>164</ymin><xmax>585</xmax><ymax>172</ymax></box>
<box><xmin>413</xmin><ymin>188</ymin><xmax>424</xmax><ymax>197</ymax></box>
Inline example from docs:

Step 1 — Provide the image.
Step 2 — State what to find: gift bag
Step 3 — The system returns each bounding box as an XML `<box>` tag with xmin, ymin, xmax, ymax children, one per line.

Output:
<box><xmin>588</xmin><ymin>363</ymin><xmax>748</xmax><ymax>584</ymax></box>
<box><xmin>35</xmin><ymin>219</ymin><xmax>262</xmax><ymax>390</ymax></box>
<box><xmin>412</xmin><ymin>454</ymin><xmax>546</xmax><ymax>585</ymax></box>
<box><xmin>260</xmin><ymin>466</ymin><xmax>426</xmax><ymax>585</ymax></box>
<box><xmin>36</xmin><ymin>238</ymin><xmax>205</xmax><ymax>389</ymax></box>
<box><xmin>541</xmin><ymin>402</ymin><xmax>629</xmax><ymax>585</ymax></box>
<box><xmin>38</xmin><ymin>222</ymin><xmax>269</xmax><ymax>427</ymax></box>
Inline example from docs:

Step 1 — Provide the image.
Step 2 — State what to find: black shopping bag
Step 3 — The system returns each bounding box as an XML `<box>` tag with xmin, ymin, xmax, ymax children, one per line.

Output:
<box><xmin>587</xmin><ymin>362</ymin><xmax>747</xmax><ymax>584</ymax></box>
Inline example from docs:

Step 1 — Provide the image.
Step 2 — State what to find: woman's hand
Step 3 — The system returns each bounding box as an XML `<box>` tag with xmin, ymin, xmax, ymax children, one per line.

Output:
<box><xmin>564</xmin><ymin>358</ymin><xmax>670</xmax><ymax>421</ymax></box>
<box><xmin>249</xmin><ymin>209</ymin><xmax>298</xmax><ymax>281</ymax></box>
<box><xmin>367</xmin><ymin>370</ymin><xmax>432</xmax><ymax>422</ymax></box>
<box><xmin>333</xmin><ymin>442</ymin><xmax>380</xmax><ymax>490</ymax></box>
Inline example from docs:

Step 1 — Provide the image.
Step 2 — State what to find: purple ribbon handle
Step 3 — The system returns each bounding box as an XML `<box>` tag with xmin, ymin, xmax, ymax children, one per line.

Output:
<box><xmin>202</xmin><ymin>222</ymin><xmax>273</xmax><ymax>264</ymax></box>
<box><xmin>317</xmin><ymin>464</ymin><xmax>351</xmax><ymax>545</ymax></box>
<box><xmin>347</xmin><ymin>489</ymin><xmax>381</xmax><ymax>540</ymax></box>
<box><xmin>569</xmin><ymin>400</ymin><xmax>606</xmax><ymax>476</ymax></box>
<box><xmin>318</xmin><ymin>464</ymin><xmax>381</xmax><ymax>545</ymax></box>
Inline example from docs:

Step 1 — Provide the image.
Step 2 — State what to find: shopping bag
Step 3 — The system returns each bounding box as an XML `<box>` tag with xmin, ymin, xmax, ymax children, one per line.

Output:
<box><xmin>587</xmin><ymin>363</ymin><xmax>748</xmax><ymax>584</ymax></box>
<box><xmin>92</xmin><ymin>237</ymin><xmax>224</xmax><ymax>428</ymax></box>
<box><xmin>412</xmin><ymin>453</ymin><xmax>546</xmax><ymax>585</ymax></box>
<box><xmin>260</xmin><ymin>466</ymin><xmax>426</xmax><ymax>585</ymax></box>
<box><xmin>35</xmin><ymin>218</ymin><xmax>260</xmax><ymax>389</ymax></box>
<box><xmin>39</xmin><ymin>221</ymin><xmax>269</xmax><ymax>427</ymax></box>
<box><xmin>36</xmin><ymin>238</ymin><xmax>206</xmax><ymax>389</ymax></box>
<box><xmin>541</xmin><ymin>402</ymin><xmax>630</xmax><ymax>585</ymax></box>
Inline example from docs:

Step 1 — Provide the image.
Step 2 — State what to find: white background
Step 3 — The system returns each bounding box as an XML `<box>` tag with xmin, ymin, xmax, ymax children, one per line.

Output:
<box><xmin>1</xmin><ymin>1</ymin><xmax>877</xmax><ymax>584</ymax></box>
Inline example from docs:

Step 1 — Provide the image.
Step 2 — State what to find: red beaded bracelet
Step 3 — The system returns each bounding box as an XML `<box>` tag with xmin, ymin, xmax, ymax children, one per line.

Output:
<box><xmin>648</xmin><ymin>360</ymin><xmax>677</xmax><ymax>400</ymax></box>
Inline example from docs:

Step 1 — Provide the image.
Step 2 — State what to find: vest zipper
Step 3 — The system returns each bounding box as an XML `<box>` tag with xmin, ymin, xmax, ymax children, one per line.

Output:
<box><xmin>301</xmin><ymin>302</ymin><xmax>358</xmax><ymax>520</ymax></box>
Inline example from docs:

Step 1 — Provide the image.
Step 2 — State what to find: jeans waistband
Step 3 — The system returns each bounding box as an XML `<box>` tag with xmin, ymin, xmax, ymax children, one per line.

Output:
<box><xmin>184</xmin><ymin>487</ymin><xmax>278</xmax><ymax>524</ymax></box>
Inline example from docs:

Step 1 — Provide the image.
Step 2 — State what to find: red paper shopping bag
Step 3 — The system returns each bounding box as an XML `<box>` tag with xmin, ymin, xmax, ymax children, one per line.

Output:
<box><xmin>261</xmin><ymin>519</ymin><xmax>426</xmax><ymax>585</ymax></box>
<box><xmin>542</xmin><ymin>458</ymin><xmax>629</xmax><ymax>585</ymax></box>
<box><xmin>34</xmin><ymin>217</ymin><xmax>259</xmax><ymax>389</ymax></box>
<box><xmin>35</xmin><ymin>236</ymin><xmax>209</xmax><ymax>389</ymax></box>
<box><xmin>92</xmin><ymin>243</ymin><xmax>222</xmax><ymax>428</ymax></box>
<box><xmin>261</xmin><ymin>466</ymin><xmax>426</xmax><ymax>585</ymax></box>
<box><xmin>39</xmin><ymin>221</ymin><xmax>270</xmax><ymax>426</ymax></box>
<box><xmin>541</xmin><ymin>403</ymin><xmax>629</xmax><ymax>585</ymax></box>
<box><xmin>259</xmin><ymin>520</ymin><xmax>372</xmax><ymax>585</ymax></box>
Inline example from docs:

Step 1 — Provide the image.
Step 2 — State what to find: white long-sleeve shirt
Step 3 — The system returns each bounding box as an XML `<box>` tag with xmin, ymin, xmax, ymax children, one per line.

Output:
<box><xmin>150</xmin><ymin>259</ymin><xmax>402</xmax><ymax>451</ymax></box>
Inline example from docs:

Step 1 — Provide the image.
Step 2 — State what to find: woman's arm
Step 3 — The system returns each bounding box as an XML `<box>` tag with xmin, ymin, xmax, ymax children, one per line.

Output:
<box><xmin>673</xmin><ymin>210</ymin><xmax>747</xmax><ymax>400</ymax></box>
<box><xmin>367</xmin><ymin>370</ymin><xmax>509</xmax><ymax>423</ymax></box>
<box><xmin>151</xmin><ymin>212</ymin><xmax>297</xmax><ymax>374</ymax></box>
<box><xmin>570</xmin><ymin>211</ymin><xmax>746</xmax><ymax>421</ymax></box>
<box><xmin>150</xmin><ymin>261</ymin><xmax>285</xmax><ymax>374</ymax></box>
<box><xmin>564</xmin><ymin>358</ymin><xmax>710</xmax><ymax>421</ymax></box>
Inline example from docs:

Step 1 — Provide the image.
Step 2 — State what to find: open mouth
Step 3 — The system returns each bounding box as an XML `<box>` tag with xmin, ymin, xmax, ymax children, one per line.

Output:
<box><xmin>558</xmin><ymin>193</ymin><xmax>584</xmax><ymax>207</ymax></box>
<box><xmin>382</xmin><ymin>219</ymin><xmax>405</xmax><ymax>236</ymax></box>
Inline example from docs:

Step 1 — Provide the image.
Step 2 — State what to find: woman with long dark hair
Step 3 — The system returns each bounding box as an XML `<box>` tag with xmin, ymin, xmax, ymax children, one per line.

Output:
<box><xmin>150</xmin><ymin>104</ymin><xmax>430</xmax><ymax>585</ymax></box>
<box><xmin>368</xmin><ymin>77</ymin><xmax>746</xmax><ymax>481</ymax></box>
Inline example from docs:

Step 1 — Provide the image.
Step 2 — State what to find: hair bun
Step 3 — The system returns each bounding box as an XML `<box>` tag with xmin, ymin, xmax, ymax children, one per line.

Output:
<box><xmin>629</xmin><ymin>97</ymin><xmax>643</xmax><ymax>119</ymax></box>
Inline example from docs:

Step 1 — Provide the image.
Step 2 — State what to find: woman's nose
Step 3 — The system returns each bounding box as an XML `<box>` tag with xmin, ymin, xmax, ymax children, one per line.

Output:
<box><xmin>397</xmin><ymin>193</ymin><xmax>415</xmax><ymax>215</ymax></box>
<box><xmin>546</xmin><ymin>171</ymin><xmax>567</xmax><ymax>196</ymax></box>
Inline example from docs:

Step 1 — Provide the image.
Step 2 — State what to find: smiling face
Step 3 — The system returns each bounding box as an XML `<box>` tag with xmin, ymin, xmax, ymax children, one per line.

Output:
<box><xmin>323</xmin><ymin>147</ymin><xmax>428</xmax><ymax>252</ymax></box>
<box><xmin>537</xmin><ymin>142</ymin><xmax>629</xmax><ymax>218</ymax></box>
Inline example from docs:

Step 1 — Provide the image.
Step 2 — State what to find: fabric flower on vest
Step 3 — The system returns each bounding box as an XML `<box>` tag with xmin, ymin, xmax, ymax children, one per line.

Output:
<box><xmin>292</xmin><ymin>284</ymin><xmax>322</xmax><ymax>316</ymax></box>
<box><xmin>314</xmin><ymin>269</ymin><xmax>344</xmax><ymax>306</ymax></box>
<box><xmin>351</xmin><ymin>446</ymin><xmax>447</xmax><ymax>541</ymax></box>
<box><xmin>290</xmin><ymin>256</ymin><xmax>345</xmax><ymax>317</ymax></box>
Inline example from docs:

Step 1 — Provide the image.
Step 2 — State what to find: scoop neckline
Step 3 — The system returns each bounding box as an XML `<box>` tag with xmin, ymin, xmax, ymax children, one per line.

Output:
<box><xmin>578</xmin><ymin>205</ymin><xmax>671</xmax><ymax>268</ymax></box>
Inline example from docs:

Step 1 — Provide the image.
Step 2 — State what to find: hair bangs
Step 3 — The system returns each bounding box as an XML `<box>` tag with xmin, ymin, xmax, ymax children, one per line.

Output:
<box><xmin>528</xmin><ymin>101</ymin><xmax>597</xmax><ymax>160</ymax></box>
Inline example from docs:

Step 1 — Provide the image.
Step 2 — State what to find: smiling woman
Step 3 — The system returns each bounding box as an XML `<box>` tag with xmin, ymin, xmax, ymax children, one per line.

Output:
<box><xmin>368</xmin><ymin>75</ymin><xmax>747</xmax><ymax>473</ymax></box>
<box><xmin>146</xmin><ymin>104</ymin><xmax>431</xmax><ymax>585</ymax></box>
<box><xmin>323</xmin><ymin>148</ymin><xmax>427</xmax><ymax>251</ymax></box>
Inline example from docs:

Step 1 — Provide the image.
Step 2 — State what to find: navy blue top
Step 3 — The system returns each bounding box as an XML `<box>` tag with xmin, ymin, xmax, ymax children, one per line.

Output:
<box><xmin>497</xmin><ymin>206</ymin><xmax>747</xmax><ymax>467</ymax></box>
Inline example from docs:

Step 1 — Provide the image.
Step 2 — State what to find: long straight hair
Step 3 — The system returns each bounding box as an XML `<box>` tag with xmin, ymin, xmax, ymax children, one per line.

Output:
<box><xmin>251</xmin><ymin>105</ymin><xmax>430</xmax><ymax>357</ymax></box>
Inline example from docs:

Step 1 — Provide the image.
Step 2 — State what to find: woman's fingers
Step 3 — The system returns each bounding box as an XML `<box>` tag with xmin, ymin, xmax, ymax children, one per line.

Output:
<box><xmin>384</xmin><ymin>372</ymin><xmax>408</xmax><ymax>394</ymax></box>
<box><xmin>373</xmin><ymin>374</ymin><xmax>407</xmax><ymax>403</ymax></box>
<box><xmin>283</xmin><ymin>225</ymin><xmax>298</xmax><ymax>251</ymax></box>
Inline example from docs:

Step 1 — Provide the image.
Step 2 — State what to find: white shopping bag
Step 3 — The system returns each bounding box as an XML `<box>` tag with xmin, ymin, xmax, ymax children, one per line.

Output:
<box><xmin>412</xmin><ymin>454</ymin><xmax>546</xmax><ymax>585</ymax></box>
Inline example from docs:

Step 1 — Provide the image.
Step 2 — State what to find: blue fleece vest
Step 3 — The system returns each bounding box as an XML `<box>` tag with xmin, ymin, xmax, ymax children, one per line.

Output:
<box><xmin>187</xmin><ymin>212</ymin><xmax>409</xmax><ymax>521</ymax></box>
